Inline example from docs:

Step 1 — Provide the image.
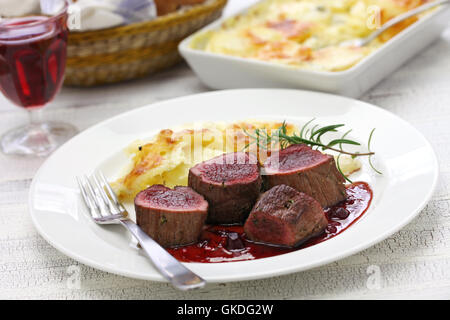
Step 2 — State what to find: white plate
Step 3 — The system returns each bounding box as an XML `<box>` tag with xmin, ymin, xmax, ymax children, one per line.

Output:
<box><xmin>179</xmin><ymin>3</ymin><xmax>450</xmax><ymax>98</ymax></box>
<box><xmin>29</xmin><ymin>89</ymin><xmax>438</xmax><ymax>282</ymax></box>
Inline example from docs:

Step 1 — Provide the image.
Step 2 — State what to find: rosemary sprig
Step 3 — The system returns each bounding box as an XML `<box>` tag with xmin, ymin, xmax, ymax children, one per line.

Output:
<box><xmin>368</xmin><ymin>128</ymin><xmax>382</xmax><ymax>175</ymax></box>
<box><xmin>337</xmin><ymin>129</ymin><xmax>353</xmax><ymax>183</ymax></box>
<box><xmin>243</xmin><ymin>119</ymin><xmax>382</xmax><ymax>176</ymax></box>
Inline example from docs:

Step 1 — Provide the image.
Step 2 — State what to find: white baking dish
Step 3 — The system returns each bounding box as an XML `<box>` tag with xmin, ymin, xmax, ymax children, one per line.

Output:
<box><xmin>179</xmin><ymin>3</ymin><xmax>450</xmax><ymax>98</ymax></box>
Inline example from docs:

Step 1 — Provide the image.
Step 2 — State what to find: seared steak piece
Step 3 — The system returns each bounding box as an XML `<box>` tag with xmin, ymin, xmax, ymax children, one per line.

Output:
<box><xmin>244</xmin><ymin>184</ymin><xmax>327</xmax><ymax>247</ymax></box>
<box><xmin>135</xmin><ymin>185</ymin><xmax>208</xmax><ymax>247</ymax></box>
<box><xmin>263</xmin><ymin>144</ymin><xmax>346</xmax><ymax>207</ymax></box>
<box><xmin>188</xmin><ymin>152</ymin><xmax>262</xmax><ymax>225</ymax></box>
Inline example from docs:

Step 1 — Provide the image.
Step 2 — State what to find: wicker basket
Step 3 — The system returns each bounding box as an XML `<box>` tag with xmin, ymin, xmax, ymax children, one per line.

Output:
<box><xmin>65</xmin><ymin>0</ymin><xmax>227</xmax><ymax>86</ymax></box>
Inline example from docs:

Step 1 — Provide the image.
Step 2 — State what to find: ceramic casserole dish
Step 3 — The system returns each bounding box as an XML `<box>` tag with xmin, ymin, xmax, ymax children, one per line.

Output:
<box><xmin>179</xmin><ymin>1</ymin><xmax>450</xmax><ymax>98</ymax></box>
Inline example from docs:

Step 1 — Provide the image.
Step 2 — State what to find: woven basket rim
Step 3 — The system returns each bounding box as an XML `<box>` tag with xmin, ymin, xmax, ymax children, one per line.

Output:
<box><xmin>69</xmin><ymin>0</ymin><xmax>226</xmax><ymax>40</ymax></box>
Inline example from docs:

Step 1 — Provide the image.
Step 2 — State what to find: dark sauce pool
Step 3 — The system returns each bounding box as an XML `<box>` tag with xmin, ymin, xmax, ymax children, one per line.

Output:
<box><xmin>168</xmin><ymin>182</ymin><xmax>373</xmax><ymax>263</ymax></box>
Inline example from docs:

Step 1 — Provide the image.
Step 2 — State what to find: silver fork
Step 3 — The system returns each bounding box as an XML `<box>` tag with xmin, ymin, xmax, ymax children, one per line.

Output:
<box><xmin>76</xmin><ymin>171</ymin><xmax>206</xmax><ymax>291</ymax></box>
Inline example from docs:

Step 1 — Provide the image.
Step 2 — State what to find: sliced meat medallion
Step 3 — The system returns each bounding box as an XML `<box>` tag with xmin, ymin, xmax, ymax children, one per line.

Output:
<box><xmin>188</xmin><ymin>152</ymin><xmax>262</xmax><ymax>225</ymax></box>
<box><xmin>244</xmin><ymin>184</ymin><xmax>327</xmax><ymax>247</ymax></box>
<box><xmin>263</xmin><ymin>144</ymin><xmax>346</xmax><ymax>207</ymax></box>
<box><xmin>135</xmin><ymin>185</ymin><xmax>208</xmax><ymax>247</ymax></box>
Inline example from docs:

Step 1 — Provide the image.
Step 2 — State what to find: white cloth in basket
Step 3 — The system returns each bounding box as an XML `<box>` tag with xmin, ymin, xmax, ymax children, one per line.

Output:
<box><xmin>69</xmin><ymin>0</ymin><xmax>157</xmax><ymax>31</ymax></box>
<box><xmin>0</xmin><ymin>0</ymin><xmax>40</xmax><ymax>17</ymax></box>
<box><xmin>0</xmin><ymin>0</ymin><xmax>157</xmax><ymax>31</ymax></box>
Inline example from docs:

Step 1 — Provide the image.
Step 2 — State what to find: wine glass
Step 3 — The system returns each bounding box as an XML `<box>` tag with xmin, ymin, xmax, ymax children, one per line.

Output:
<box><xmin>0</xmin><ymin>0</ymin><xmax>77</xmax><ymax>157</ymax></box>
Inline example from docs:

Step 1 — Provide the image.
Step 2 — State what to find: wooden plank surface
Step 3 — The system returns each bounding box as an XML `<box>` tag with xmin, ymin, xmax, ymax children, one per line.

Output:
<box><xmin>1</xmin><ymin>1</ymin><xmax>449</xmax><ymax>299</ymax></box>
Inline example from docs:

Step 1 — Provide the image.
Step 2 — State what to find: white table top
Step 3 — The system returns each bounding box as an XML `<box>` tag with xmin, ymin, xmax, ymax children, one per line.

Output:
<box><xmin>1</xmin><ymin>1</ymin><xmax>450</xmax><ymax>299</ymax></box>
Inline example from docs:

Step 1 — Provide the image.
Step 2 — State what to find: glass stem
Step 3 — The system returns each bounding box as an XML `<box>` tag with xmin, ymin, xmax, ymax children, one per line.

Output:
<box><xmin>28</xmin><ymin>108</ymin><xmax>43</xmax><ymax>128</ymax></box>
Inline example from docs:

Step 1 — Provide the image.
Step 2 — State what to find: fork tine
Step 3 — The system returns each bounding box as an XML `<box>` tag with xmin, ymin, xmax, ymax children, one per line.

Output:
<box><xmin>98</xmin><ymin>171</ymin><xmax>128</xmax><ymax>215</ymax></box>
<box><xmin>98</xmin><ymin>171</ymin><xmax>119</xmax><ymax>204</ymax></box>
<box><xmin>77</xmin><ymin>176</ymin><xmax>91</xmax><ymax>209</ymax></box>
<box><xmin>84</xmin><ymin>174</ymin><xmax>109</xmax><ymax>217</ymax></box>
<box><xmin>92</xmin><ymin>172</ymin><xmax>121</xmax><ymax>215</ymax></box>
<box><xmin>77</xmin><ymin>176</ymin><xmax>101</xmax><ymax>219</ymax></box>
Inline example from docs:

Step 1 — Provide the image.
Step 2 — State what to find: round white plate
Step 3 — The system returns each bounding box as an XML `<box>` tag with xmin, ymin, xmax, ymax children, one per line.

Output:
<box><xmin>29</xmin><ymin>89</ymin><xmax>438</xmax><ymax>283</ymax></box>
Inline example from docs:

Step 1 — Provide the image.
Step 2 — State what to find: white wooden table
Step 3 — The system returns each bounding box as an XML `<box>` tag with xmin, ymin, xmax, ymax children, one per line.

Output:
<box><xmin>1</xmin><ymin>1</ymin><xmax>450</xmax><ymax>299</ymax></box>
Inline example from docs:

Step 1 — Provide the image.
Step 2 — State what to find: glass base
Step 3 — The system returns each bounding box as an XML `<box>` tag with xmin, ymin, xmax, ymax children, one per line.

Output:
<box><xmin>1</xmin><ymin>121</ymin><xmax>78</xmax><ymax>157</ymax></box>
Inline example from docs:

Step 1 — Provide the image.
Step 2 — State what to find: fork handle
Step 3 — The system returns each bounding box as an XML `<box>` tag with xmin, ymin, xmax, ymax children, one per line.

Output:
<box><xmin>119</xmin><ymin>219</ymin><xmax>206</xmax><ymax>290</ymax></box>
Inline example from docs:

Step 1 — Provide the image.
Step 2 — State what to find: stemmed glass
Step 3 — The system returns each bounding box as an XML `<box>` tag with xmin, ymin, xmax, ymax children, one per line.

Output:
<box><xmin>0</xmin><ymin>0</ymin><xmax>77</xmax><ymax>156</ymax></box>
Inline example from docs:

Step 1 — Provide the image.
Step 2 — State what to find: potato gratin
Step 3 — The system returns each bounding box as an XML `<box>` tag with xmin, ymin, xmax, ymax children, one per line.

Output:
<box><xmin>113</xmin><ymin>121</ymin><xmax>361</xmax><ymax>202</ymax></box>
<box><xmin>191</xmin><ymin>0</ymin><xmax>431</xmax><ymax>71</ymax></box>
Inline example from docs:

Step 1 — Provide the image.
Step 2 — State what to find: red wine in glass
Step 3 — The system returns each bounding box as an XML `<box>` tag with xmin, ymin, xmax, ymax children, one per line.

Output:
<box><xmin>0</xmin><ymin>16</ymin><xmax>68</xmax><ymax>108</ymax></box>
<box><xmin>0</xmin><ymin>0</ymin><xmax>77</xmax><ymax>157</ymax></box>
